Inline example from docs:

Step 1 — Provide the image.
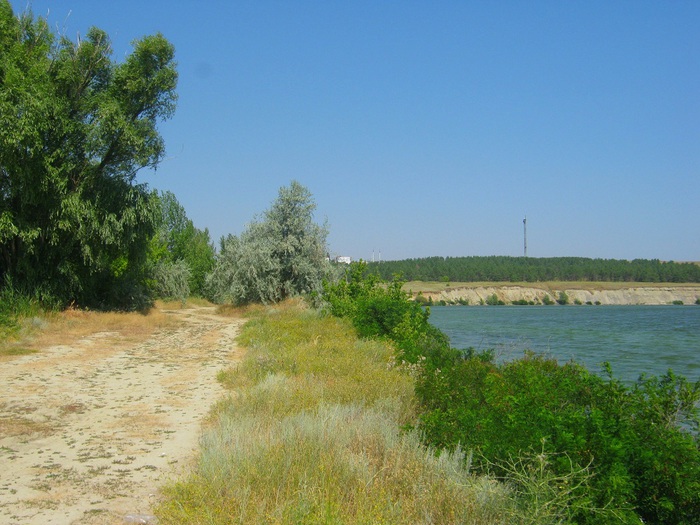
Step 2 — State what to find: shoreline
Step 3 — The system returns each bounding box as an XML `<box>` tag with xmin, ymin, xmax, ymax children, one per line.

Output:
<box><xmin>405</xmin><ymin>283</ymin><xmax>700</xmax><ymax>306</ymax></box>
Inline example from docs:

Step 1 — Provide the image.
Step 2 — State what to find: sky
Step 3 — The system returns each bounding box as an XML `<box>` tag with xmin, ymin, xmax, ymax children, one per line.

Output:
<box><xmin>10</xmin><ymin>1</ymin><xmax>700</xmax><ymax>262</ymax></box>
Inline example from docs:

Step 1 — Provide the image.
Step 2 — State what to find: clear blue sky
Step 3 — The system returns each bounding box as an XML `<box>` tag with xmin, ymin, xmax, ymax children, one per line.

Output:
<box><xmin>12</xmin><ymin>1</ymin><xmax>700</xmax><ymax>261</ymax></box>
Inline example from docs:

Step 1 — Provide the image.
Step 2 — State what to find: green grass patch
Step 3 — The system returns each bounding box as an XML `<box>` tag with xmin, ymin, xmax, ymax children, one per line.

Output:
<box><xmin>0</xmin><ymin>346</ymin><xmax>38</xmax><ymax>357</ymax></box>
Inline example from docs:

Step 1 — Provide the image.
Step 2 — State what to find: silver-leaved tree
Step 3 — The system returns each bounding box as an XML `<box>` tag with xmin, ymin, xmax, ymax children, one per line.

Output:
<box><xmin>206</xmin><ymin>181</ymin><xmax>333</xmax><ymax>305</ymax></box>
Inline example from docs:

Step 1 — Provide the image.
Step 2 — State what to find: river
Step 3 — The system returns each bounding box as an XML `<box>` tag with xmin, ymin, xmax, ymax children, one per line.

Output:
<box><xmin>428</xmin><ymin>305</ymin><xmax>700</xmax><ymax>383</ymax></box>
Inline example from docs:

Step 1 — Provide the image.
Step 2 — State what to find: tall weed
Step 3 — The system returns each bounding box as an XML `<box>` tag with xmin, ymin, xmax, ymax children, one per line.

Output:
<box><xmin>0</xmin><ymin>277</ymin><xmax>52</xmax><ymax>340</ymax></box>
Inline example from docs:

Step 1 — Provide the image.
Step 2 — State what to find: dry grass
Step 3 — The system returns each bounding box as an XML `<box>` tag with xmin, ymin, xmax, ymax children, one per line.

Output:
<box><xmin>156</xmin><ymin>300</ymin><xmax>518</xmax><ymax>524</ymax></box>
<box><xmin>19</xmin><ymin>307</ymin><xmax>174</xmax><ymax>351</ymax></box>
<box><xmin>0</xmin><ymin>416</ymin><xmax>54</xmax><ymax>438</ymax></box>
<box><xmin>156</xmin><ymin>297</ymin><xmax>213</xmax><ymax>309</ymax></box>
<box><xmin>0</xmin><ymin>303</ymin><xmax>177</xmax><ymax>364</ymax></box>
<box><xmin>0</xmin><ymin>346</ymin><xmax>38</xmax><ymax>358</ymax></box>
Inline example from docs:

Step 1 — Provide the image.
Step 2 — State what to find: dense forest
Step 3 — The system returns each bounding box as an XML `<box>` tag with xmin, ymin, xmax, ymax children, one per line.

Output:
<box><xmin>367</xmin><ymin>256</ymin><xmax>700</xmax><ymax>283</ymax></box>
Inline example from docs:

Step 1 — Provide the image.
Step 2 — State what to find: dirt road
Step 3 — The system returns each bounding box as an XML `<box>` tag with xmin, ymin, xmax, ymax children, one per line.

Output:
<box><xmin>0</xmin><ymin>305</ymin><xmax>244</xmax><ymax>524</ymax></box>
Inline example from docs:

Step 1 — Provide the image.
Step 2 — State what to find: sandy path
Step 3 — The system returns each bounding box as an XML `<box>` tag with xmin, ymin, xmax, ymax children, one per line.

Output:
<box><xmin>0</xmin><ymin>306</ymin><xmax>244</xmax><ymax>524</ymax></box>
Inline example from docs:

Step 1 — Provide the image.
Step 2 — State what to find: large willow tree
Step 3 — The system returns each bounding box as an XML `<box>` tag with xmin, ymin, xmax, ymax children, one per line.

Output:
<box><xmin>0</xmin><ymin>1</ymin><xmax>177</xmax><ymax>308</ymax></box>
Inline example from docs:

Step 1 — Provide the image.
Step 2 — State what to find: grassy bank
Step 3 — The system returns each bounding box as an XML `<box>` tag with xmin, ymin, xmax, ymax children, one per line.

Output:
<box><xmin>155</xmin><ymin>300</ymin><xmax>520</xmax><ymax>524</ymax></box>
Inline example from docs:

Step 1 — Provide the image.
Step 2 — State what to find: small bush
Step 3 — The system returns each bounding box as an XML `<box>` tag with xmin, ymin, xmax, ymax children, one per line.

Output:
<box><xmin>413</xmin><ymin>292</ymin><xmax>429</xmax><ymax>305</ymax></box>
<box><xmin>557</xmin><ymin>291</ymin><xmax>570</xmax><ymax>305</ymax></box>
<box><xmin>542</xmin><ymin>295</ymin><xmax>555</xmax><ymax>305</ymax></box>
<box><xmin>151</xmin><ymin>260</ymin><xmax>191</xmax><ymax>303</ymax></box>
<box><xmin>486</xmin><ymin>293</ymin><xmax>505</xmax><ymax>305</ymax></box>
<box><xmin>0</xmin><ymin>278</ymin><xmax>52</xmax><ymax>339</ymax></box>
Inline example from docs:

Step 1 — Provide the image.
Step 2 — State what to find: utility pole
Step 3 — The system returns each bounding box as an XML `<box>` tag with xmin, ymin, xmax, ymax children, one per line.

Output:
<box><xmin>523</xmin><ymin>216</ymin><xmax>528</xmax><ymax>257</ymax></box>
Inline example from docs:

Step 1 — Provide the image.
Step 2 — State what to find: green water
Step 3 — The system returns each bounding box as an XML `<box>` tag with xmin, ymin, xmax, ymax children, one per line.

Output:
<box><xmin>428</xmin><ymin>305</ymin><xmax>700</xmax><ymax>383</ymax></box>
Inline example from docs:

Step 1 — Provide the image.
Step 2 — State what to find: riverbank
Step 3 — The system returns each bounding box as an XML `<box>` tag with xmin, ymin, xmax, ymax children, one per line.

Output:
<box><xmin>405</xmin><ymin>281</ymin><xmax>700</xmax><ymax>305</ymax></box>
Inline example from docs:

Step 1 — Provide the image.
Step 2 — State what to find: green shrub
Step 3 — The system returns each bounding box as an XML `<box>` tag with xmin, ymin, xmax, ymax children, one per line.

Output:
<box><xmin>542</xmin><ymin>295</ymin><xmax>555</xmax><ymax>305</ymax></box>
<box><xmin>151</xmin><ymin>260</ymin><xmax>191</xmax><ymax>303</ymax></box>
<box><xmin>557</xmin><ymin>291</ymin><xmax>570</xmax><ymax>305</ymax></box>
<box><xmin>413</xmin><ymin>292</ymin><xmax>429</xmax><ymax>305</ymax></box>
<box><xmin>416</xmin><ymin>353</ymin><xmax>700</xmax><ymax>524</ymax></box>
<box><xmin>0</xmin><ymin>278</ymin><xmax>53</xmax><ymax>339</ymax></box>
<box><xmin>323</xmin><ymin>262</ymin><xmax>456</xmax><ymax>365</ymax></box>
<box><xmin>486</xmin><ymin>293</ymin><xmax>505</xmax><ymax>305</ymax></box>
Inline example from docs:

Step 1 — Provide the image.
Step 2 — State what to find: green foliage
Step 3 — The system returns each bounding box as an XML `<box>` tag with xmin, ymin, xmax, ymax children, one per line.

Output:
<box><xmin>367</xmin><ymin>255</ymin><xmax>700</xmax><ymax>283</ymax></box>
<box><xmin>413</xmin><ymin>292</ymin><xmax>429</xmax><ymax>305</ymax></box>
<box><xmin>205</xmin><ymin>181</ymin><xmax>332</xmax><ymax>305</ymax></box>
<box><xmin>150</xmin><ymin>259</ymin><xmax>190</xmax><ymax>303</ymax></box>
<box><xmin>416</xmin><ymin>352</ymin><xmax>700</xmax><ymax>524</ymax></box>
<box><xmin>487</xmin><ymin>441</ymin><xmax>600</xmax><ymax>524</ymax></box>
<box><xmin>205</xmin><ymin>223</ymin><xmax>281</xmax><ymax>305</ymax></box>
<box><xmin>324</xmin><ymin>265</ymin><xmax>700</xmax><ymax>523</ymax></box>
<box><xmin>0</xmin><ymin>3</ymin><xmax>177</xmax><ymax>308</ymax></box>
<box><xmin>323</xmin><ymin>261</ymin><xmax>456</xmax><ymax>366</ymax></box>
<box><xmin>151</xmin><ymin>191</ymin><xmax>215</xmax><ymax>296</ymax></box>
<box><xmin>512</xmin><ymin>299</ymin><xmax>536</xmax><ymax>305</ymax></box>
<box><xmin>486</xmin><ymin>293</ymin><xmax>505</xmax><ymax>305</ymax></box>
<box><xmin>557</xmin><ymin>291</ymin><xmax>570</xmax><ymax>305</ymax></box>
<box><xmin>0</xmin><ymin>274</ymin><xmax>59</xmax><ymax>341</ymax></box>
<box><xmin>542</xmin><ymin>294</ymin><xmax>555</xmax><ymax>305</ymax></box>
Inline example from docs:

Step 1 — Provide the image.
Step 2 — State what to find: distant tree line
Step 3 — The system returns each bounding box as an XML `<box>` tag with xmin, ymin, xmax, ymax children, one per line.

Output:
<box><xmin>367</xmin><ymin>256</ymin><xmax>700</xmax><ymax>283</ymax></box>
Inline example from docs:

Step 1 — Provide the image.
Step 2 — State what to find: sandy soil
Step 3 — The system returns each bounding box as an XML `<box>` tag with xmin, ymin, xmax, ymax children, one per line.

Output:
<box><xmin>0</xmin><ymin>306</ymin><xmax>245</xmax><ymax>525</ymax></box>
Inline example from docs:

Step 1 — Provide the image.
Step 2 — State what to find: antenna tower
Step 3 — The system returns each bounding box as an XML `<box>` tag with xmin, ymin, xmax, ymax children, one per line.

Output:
<box><xmin>523</xmin><ymin>216</ymin><xmax>528</xmax><ymax>257</ymax></box>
